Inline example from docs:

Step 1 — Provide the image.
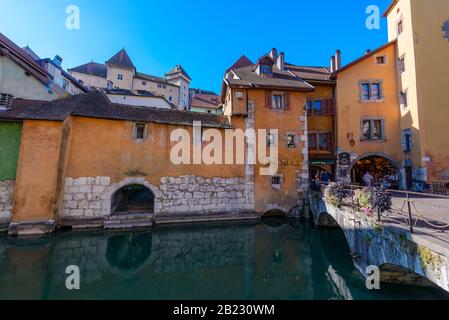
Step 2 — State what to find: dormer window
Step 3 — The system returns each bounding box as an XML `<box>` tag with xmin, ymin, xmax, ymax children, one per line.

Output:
<box><xmin>260</xmin><ymin>64</ymin><xmax>271</xmax><ymax>77</ymax></box>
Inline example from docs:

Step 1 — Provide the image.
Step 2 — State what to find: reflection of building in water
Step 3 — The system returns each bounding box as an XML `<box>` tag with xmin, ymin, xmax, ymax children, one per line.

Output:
<box><xmin>253</xmin><ymin>221</ymin><xmax>315</xmax><ymax>299</ymax></box>
<box><xmin>0</xmin><ymin>224</ymin><xmax>256</xmax><ymax>299</ymax></box>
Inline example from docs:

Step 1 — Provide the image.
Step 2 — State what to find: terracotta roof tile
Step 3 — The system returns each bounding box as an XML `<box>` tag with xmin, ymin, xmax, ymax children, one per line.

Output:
<box><xmin>0</xmin><ymin>91</ymin><xmax>231</xmax><ymax>128</ymax></box>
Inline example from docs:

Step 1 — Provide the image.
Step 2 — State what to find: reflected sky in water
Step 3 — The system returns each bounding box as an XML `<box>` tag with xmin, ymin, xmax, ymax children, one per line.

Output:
<box><xmin>0</xmin><ymin>220</ymin><xmax>448</xmax><ymax>300</ymax></box>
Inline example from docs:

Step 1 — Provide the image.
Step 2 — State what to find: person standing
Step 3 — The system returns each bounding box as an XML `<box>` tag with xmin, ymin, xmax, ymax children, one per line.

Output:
<box><xmin>363</xmin><ymin>172</ymin><xmax>374</xmax><ymax>187</ymax></box>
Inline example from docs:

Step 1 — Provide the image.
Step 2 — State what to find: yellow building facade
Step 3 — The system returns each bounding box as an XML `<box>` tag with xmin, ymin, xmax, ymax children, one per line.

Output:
<box><xmin>385</xmin><ymin>0</ymin><xmax>449</xmax><ymax>186</ymax></box>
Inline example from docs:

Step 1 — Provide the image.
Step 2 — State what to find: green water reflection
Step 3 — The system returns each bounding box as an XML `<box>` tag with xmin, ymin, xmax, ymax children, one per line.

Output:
<box><xmin>0</xmin><ymin>219</ymin><xmax>447</xmax><ymax>300</ymax></box>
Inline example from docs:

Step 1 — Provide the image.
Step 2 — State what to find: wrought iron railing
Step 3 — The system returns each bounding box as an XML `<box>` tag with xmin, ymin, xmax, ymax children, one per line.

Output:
<box><xmin>314</xmin><ymin>182</ymin><xmax>449</xmax><ymax>235</ymax></box>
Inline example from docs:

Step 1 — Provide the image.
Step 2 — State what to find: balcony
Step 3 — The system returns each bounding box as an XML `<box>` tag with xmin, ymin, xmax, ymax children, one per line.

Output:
<box><xmin>307</xmin><ymin>98</ymin><xmax>335</xmax><ymax>116</ymax></box>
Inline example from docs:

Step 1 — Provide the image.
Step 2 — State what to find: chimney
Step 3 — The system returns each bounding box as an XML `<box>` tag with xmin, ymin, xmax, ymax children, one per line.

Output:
<box><xmin>269</xmin><ymin>48</ymin><xmax>278</xmax><ymax>61</ymax></box>
<box><xmin>277</xmin><ymin>52</ymin><xmax>285</xmax><ymax>70</ymax></box>
<box><xmin>335</xmin><ymin>50</ymin><xmax>342</xmax><ymax>70</ymax></box>
<box><xmin>53</xmin><ymin>55</ymin><xmax>63</xmax><ymax>67</ymax></box>
<box><xmin>330</xmin><ymin>55</ymin><xmax>336</xmax><ymax>73</ymax></box>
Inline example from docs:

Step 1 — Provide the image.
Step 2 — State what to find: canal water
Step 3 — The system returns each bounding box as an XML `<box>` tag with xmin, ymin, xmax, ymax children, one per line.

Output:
<box><xmin>0</xmin><ymin>219</ymin><xmax>448</xmax><ymax>300</ymax></box>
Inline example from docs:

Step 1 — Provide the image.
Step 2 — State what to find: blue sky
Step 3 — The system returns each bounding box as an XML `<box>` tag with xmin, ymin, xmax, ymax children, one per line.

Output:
<box><xmin>0</xmin><ymin>0</ymin><xmax>391</xmax><ymax>93</ymax></box>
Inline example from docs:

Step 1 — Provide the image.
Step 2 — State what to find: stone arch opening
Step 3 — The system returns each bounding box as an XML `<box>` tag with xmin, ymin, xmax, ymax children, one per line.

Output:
<box><xmin>310</xmin><ymin>165</ymin><xmax>332</xmax><ymax>182</ymax></box>
<box><xmin>350</xmin><ymin>154</ymin><xmax>401</xmax><ymax>189</ymax></box>
<box><xmin>262</xmin><ymin>209</ymin><xmax>287</xmax><ymax>218</ymax></box>
<box><xmin>317</xmin><ymin>212</ymin><xmax>340</xmax><ymax>228</ymax></box>
<box><xmin>106</xmin><ymin>232</ymin><xmax>152</xmax><ymax>271</ymax></box>
<box><xmin>111</xmin><ymin>184</ymin><xmax>155</xmax><ymax>215</ymax></box>
<box><xmin>379</xmin><ymin>263</ymin><xmax>439</xmax><ymax>288</ymax></box>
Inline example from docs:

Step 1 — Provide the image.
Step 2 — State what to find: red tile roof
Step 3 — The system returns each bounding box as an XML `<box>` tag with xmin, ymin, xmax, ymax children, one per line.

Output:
<box><xmin>106</xmin><ymin>49</ymin><xmax>135</xmax><ymax>69</ymax></box>
<box><xmin>191</xmin><ymin>93</ymin><xmax>222</xmax><ymax>110</ymax></box>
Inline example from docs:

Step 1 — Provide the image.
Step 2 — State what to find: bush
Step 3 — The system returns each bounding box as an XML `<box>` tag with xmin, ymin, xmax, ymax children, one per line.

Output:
<box><xmin>324</xmin><ymin>183</ymin><xmax>348</xmax><ymax>206</ymax></box>
<box><xmin>353</xmin><ymin>187</ymin><xmax>392</xmax><ymax>216</ymax></box>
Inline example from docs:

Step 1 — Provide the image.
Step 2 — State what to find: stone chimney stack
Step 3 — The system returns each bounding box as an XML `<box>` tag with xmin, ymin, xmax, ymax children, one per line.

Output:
<box><xmin>335</xmin><ymin>49</ymin><xmax>342</xmax><ymax>70</ymax></box>
<box><xmin>277</xmin><ymin>52</ymin><xmax>285</xmax><ymax>70</ymax></box>
<box><xmin>269</xmin><ymin>48</ymin><xmax>278</xmax><ymax>61</ymax></box>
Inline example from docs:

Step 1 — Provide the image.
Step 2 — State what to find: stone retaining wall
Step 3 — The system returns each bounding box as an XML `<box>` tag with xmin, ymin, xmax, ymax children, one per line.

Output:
<box><xmin>0</xmin><ymin>180</ymin><xmax>14</xmax><ymax>226</ymax></box>
<box><xmin>62</xmin><ymin>175</ymin><xmax>254</xmax><ymax>221</ymax></box>
<box><xmin>62</xmin><ymin>177</ymin><xmax>111</xmax><ymax>219</ymax></box>
<box><xmin>159</xmin><ymin>176</ymin><xmax>253</xmax><ymax>214</ymax></box>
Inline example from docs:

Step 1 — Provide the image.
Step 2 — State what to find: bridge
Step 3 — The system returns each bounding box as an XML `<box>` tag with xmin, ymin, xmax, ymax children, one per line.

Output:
<box><xmin>308</xmin><ymin>187</ymin><xmax>449</xmax><ymax>292</ymax></box>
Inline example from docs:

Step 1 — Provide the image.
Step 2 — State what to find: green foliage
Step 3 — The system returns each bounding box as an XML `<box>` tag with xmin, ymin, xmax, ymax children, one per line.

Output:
<box><xmin>418</xmin><ymin>246</ymin><xmax>443</xmax><ymax>277</ymax></box>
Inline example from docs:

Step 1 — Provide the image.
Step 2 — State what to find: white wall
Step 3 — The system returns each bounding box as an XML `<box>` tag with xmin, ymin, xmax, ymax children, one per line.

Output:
<box><xmin>107</xmin><ymin>94</ymin><xmax>172</xmax><ymax>109</ymax></box>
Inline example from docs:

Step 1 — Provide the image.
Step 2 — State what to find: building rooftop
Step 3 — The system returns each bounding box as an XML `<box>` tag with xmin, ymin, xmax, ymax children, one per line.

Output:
<box><xmin>105</xmin><ymin>49</ymin><xmax>135</xmax><ymax>69</ymax></box>
<box><xmin>191</xmin><ymin>93</ymin><xmax>222</xmax><ymax>110</ymax></box>
<box><xmin>68</xmin><ymin>62</ymin><xmax>108</xmax><ymax>78</ymax></box>
<box><xmin>0</xmin><ymin>90</ymin><xmax>231</xmax><ymax>128</ymax></box>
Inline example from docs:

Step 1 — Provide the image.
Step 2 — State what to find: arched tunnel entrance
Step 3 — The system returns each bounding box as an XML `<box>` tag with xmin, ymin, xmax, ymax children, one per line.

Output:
<box><xmin>111</xmin><ymin>184</ymin><xmax>155</xmax><ymax>215</ymax></box>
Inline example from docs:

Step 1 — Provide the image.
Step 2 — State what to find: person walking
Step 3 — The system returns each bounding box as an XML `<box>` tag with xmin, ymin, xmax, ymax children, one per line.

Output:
<box><xmin>363</xmin><ymin>171</ymin><xmax>374</xmax><ymax>187</ymax></box>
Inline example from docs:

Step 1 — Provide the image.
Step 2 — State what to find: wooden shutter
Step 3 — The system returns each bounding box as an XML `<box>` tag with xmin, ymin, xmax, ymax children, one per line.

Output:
<box><xmin>265</xmin><ymin>90</ymin><xmax>272</xmax><ymax>109</ymax></box>
<box><xmin>284</xmin><ymin>92</ymin><xmax>290</xmax><ymax>110</ymax></box>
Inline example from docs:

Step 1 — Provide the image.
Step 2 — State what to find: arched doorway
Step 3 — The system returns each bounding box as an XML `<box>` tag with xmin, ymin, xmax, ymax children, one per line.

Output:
<box><xmin>111</xmin><ymin>184</ymin><xmax>155</xmax><ymax>214</ymax></box>
<box><xmin>310</xmin><ymin>166</ymin><xmax>332</xmax><ymax>182</ymax></box>
<box><xmin>351</xmin><ymin>155</ymin><xmax>401</xmax><ymax>189</ymax></box>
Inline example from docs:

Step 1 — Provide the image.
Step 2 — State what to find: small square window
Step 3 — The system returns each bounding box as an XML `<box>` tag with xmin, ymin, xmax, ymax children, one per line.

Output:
<box><xmin>135</xmin><ymin>123</ymin><xmax>145</xmax><ymax>140</ymax></box>
<box><xmin>235</xmin><ymin>91</ymin><xmax>244</xmax><ymax>99</ymax></box>
<box><xmin>142</xmin><ymin>81</ymin><xmax>147</xmax><ymax>86</ymax></box>
<box><xmin>287</xmin><ymin>134</ymin><xmax>296</xmax><ymax>148</ymax></box>
<box><xmin>271</xmin><ymin>176</ymin><xmax>281</xmax><ymax>186</ymax></box>
<box><xmin>118</xmin><ymin>74</ymin><xmax>124</xmax><ymax>80</ymax></box>
<box><xmin>376</xmin><ymin>56</ymin><xmax>386</xmax><ymax>64</ymax></box>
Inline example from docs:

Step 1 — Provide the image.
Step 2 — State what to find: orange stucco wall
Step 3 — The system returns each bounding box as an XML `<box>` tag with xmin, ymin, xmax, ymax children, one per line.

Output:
<box><xmin>65</xmin><ymin>117</ymin><xmax>245</xmax><ymax>186</ymax></box>
<box><xmin>336</xmin><ymin>44</ymin><xmax>403</xmax><ymax>164</ymax></box>
<box><xmin>248</xmin><ymin>89</ymin><xmax>307</xmax><ymax>212</ymax></box>
<box><xmin>12</xmin><ymin>120</ymin><xmax>64</xmax><ymax>222</ymax></box>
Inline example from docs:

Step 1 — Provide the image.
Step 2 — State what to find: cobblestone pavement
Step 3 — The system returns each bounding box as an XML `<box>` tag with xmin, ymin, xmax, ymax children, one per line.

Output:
<box><xmin>385</xmin><ymin>191</ymin><xmax>449</xmax><ymax>247</ymax></box>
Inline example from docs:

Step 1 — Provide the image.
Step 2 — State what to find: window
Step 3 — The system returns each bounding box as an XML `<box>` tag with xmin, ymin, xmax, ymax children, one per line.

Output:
<box><xmin>362</xmin><ymin>119</ymin><xmax>384</xmax><ymax>141</ymax></box>
<box><xmin>318</xmin><ymin>133</ymin><xmax>331</xmax><ymax>151</ymax></box>
<box><xmin>307</xmin><ymin>98</ymin><xmax>335</xmax><ymax>116</ymax></box>
<box><xmin>400</xmin><ymin>91</ymin><xmax>408</xmax><ymax>108</ymax></box>
<box><xmin>158</xmin><ymin>83</ymin><xmax>167</xmax><ymax>89</ymax></box>
<box><xmin>360</xmin><ymin>82</ymin><xmax>383</xmax><ymax>101</ymax></box>
<box><xmin>142</xmin><ymin>81</ymin><xmax>147</xmax><ymax>86</ymax></box>
<box><xmin>376</xmin><ymin>56</ymin><xmax>387</xmax><ymax>64</ymax></box>
<box><xmin>371</xmin><ymin>83</ymin><xmax>381</xmax><ymax>100</ymax></box>
<box><xmin>271</xmin><ymin>176</ymin><xmax>281</xmax><ymax>186</ymax></box>
<box><xmin>235</xmin><ymin>91</ymin><xmax>244</xmax><ymax>99</ymax></box>
<box><xmin>260</xmin><ymin>64</ymin><xmax>271</xmax><ymax>77</ymax></box>
<box><xmin>361</xmin><ymin>83</ymin><xmax>370</xmax><ymax>100</ymax></box>
<box><xmin>169</xmin><ymin>96</ymin><xmax>172</xmax><ymax>102</ymax></box>
<box><xmin>398</xmin><ymin>20</ymin><xmax>403</xmax><ymax>35</ymax></box>
<box><xmin>308</xmin><ymin>132</ymin><xmax>333</xmax><ymax>151</ymax></box>
<box><xmin>312</xmin><ymin>100</ymin><xmax>323</xmax><ymax>115</ymax></box>
<box><xmin>118</xmin><ymin>74</ymin><xmax>124</xmax><ymax>80</ymax></box>
<box><xmin>398</xmin><ymin>56</ymin><xmax>406</xmax><ymax>73</ymax></box>
<box><xmin>287</xmin><ymin>134</ymin><xmax>296</xmax><ymax>148</ymax></box>
<box><xmin>134</xmin><ymin>123</ymin><xmax>146</xmax><ymax>140</ymax></box>
<box><xmin>402</xmin><ymin>129</ymin><xmax>412</xmax><ymax>152</ymax></box>
<box><xmin>0</xmin><ymin>93</ymin><xmax>14</xmax><ymax>110</ymax></box>
<box><xmin>308</xmin><ymin>133</ymin><xmax>317</xmax><ymax>150</ymax></box>
<box><xmin>272</xmin><ymin>94</ymin><xmax>284</xmax><ymax>110</ymax></box>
